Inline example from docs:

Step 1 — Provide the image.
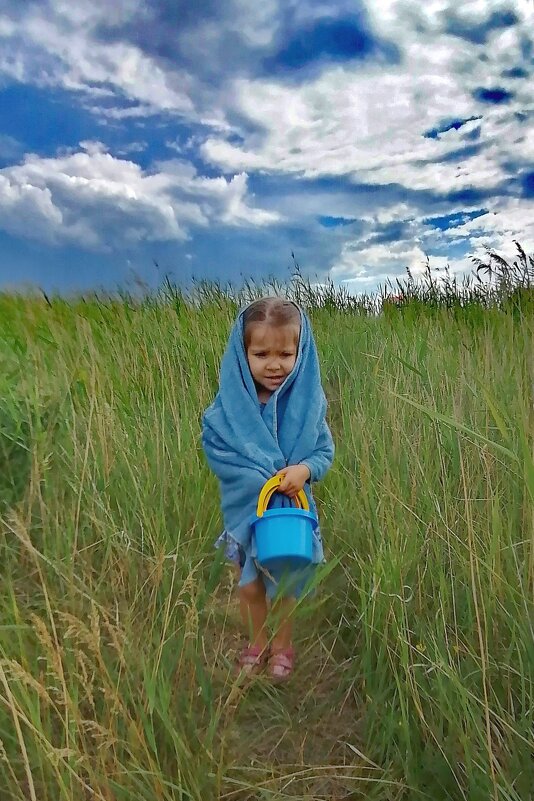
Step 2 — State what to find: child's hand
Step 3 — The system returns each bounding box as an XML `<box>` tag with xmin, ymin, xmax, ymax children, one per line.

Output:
<box><xmin>276</xmin><ymin>464</ymin><xmax>311</xmax><ymax>498</ymax></box>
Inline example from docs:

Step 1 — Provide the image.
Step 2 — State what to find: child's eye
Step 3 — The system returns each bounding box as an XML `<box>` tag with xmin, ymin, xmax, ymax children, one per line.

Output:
<box><xmin>282</xmin><ymin>352</ymin><xmax>293</xmax><ymax>358</ymax></box>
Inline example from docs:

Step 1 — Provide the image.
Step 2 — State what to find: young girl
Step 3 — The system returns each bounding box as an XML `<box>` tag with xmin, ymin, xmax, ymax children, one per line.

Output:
<box><xmin>202</xmin><ymin>297</ymin><xmax>334</xmax><ymax>680</ymax></box>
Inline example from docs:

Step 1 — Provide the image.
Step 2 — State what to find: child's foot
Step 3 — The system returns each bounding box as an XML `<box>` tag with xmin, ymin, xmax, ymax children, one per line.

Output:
<box><xmin>268</xmin><ymin>647</ymin><xmax>294</xmax><ymax>682</ymax></box>
<box><xmin>237</xmin><ymin>644</ymin><xmax>269</xmax><ymax>676</ymax></box>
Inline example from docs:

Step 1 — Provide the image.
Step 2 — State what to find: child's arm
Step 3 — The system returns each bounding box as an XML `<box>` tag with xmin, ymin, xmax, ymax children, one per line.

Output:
<box><xmin>299</xmin><ymin>419</ymin><xmax>335</xmax><ymax>483</ymax></box>
<box><xmin>201</xmin><ymin>420</ymin><xmax>242</xmax><ymax>480</ymax></box>
<box><xmin>277</xmin><ymin>420</ymin><xmax>334</xmax><ymax>496</ymax></box>
<box><xmin>201</xmin><ymin>411</ymin><xmax>268</xmax><ymax>485</ymax></box>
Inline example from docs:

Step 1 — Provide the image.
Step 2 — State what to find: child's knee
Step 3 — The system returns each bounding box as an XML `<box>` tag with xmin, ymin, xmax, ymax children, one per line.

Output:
<box><xmin>239</xmin><ymin>577</ymin><xmax>266</xmax><ymax>604</ymax></box>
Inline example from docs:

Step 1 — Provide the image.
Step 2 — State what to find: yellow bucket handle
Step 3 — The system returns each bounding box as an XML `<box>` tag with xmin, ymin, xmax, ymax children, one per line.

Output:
<box><xmin>256</xmin><ymin>474</ymin><xmax>310</xmax><ymax>517</ymax></box>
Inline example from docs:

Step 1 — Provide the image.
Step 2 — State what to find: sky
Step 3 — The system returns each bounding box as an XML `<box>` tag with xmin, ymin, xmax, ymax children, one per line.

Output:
<box><xmin>0</xmin><ymin>0</ymin><xmax>533</xmax><ymax>294</ymax></box>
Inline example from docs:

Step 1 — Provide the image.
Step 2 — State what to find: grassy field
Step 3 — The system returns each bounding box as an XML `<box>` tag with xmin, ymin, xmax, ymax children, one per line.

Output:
<box><xmin>0</xmin><ymin>282</ymin><xmax>533</xmax><ymax>800</ymax></box>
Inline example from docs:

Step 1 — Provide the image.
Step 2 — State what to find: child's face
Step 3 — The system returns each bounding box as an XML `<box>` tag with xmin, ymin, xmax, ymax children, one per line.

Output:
<box><xmin>246</xmin><ymin>323</ymin><xmax>299</xmax><ymax>394</ymax></box>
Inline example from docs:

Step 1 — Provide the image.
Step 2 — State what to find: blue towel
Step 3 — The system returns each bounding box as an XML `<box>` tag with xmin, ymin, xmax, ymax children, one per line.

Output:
<box><xmin>201</xmin><ymin>301</ymin><xmax>334</xmax><ymax>561</ymax></box>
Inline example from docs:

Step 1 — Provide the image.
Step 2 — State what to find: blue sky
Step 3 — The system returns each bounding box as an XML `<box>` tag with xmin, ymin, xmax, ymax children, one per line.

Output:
<box><xmin>0</xmin><ymin>0</ymin><xmax>533</xmax><ymax>294</ymax></box>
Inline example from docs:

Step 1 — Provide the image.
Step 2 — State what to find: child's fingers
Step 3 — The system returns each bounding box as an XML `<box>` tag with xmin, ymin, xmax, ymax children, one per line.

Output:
<box><xmin>282</xmin><ymin>484</ymin><xmax>298</xmax><ymax>497</ymax></box>
<box><xmin>276</xmin><ymin>469</ymin><xmax>303</xmax><ymax>497</ymax></box>
<box><xmin>279</xmin><ymin>482</ymin><xmax>296</xmax><ymax>496</ymax></box>
<box><xmin>277</xmin><ymin>470</ymin><xmax>289</xmax><ymax>487</ymax></box>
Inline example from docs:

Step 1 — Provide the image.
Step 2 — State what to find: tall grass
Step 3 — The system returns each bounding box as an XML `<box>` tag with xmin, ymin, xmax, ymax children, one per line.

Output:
<box><xmin>0</xmin><ymin>247</ymin><xmax>533</xmax><ymax>800</ymax></box>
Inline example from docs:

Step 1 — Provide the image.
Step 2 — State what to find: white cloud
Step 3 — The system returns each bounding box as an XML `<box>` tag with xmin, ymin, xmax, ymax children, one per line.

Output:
<box><xmin>0</xmin><ymin>149</ymin><xmax>280</xmax><ymax>250</ymax></box>
<box><xmin>179</xmin><ymin>0</ymin><xmax>279</xmax><ymax>57</ymax></box>
<box><xmin>200</xmin><ymin>2</ymin><xmax>532</xmax><ymax>198</ymax></box>
<box><xmin>329</xmin><ymin>237</ymin><xmax>471</xmax><ymax>292</ymax></box>
<box><xmin>367</xmin><ymin>0</ymin><xmax>533</xmax><ymax>35</ymax></box>
<box><xmin>31</xmin><ymin>16</ymin><xmax>194</xmax><ymax>111</ymax></box>
<box><xmin>202</xmin><ymin>32</ymin><xmax>530</xmax><ymax>193</ymax></box>
<box><xmin>0</xmin><ymin>4</ymin><xmax>195</xmax><ymax>117</ymax></box>
<box><xmin>115</xmin><ymin>141</ymin><xmax>148</xmax><ymax>156</ymax></box>
<box><xmin>328</xmin><ymin>193</ymin><xmax>534</xmax><ymax>291</ymax></box>
<box><xmin>193</xmin><ymin>1</ymin><xmax>533</xmax><ymax>289</ymax></box>
<box><xmin>439</xmin><ymin>197</ymin><xmax>534</xmax><ymax>254</ymax></box>
<box><xmin>0</xmin><ymin>174</ymin><xmax>63</xmax><ymax>243</ymax></box>
<box><xmin>0</xmin><ymin>0</ymin><xmax>283</xmax><ymax>125</ymax></box>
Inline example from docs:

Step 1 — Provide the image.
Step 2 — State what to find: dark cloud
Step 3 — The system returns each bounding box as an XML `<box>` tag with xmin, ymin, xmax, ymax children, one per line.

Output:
<box><xmin>473</xmin><ymin>87</ymin><xmax>514</xmax><ymax>104</ymax></box>
<box><xmin>436</xmin><ymin>143</ymin><xmax>483</xmax><ymax>163</ymax></box>
<box><xmin>0</xmin><ymin>0</ymin><xmax>47</xmax><ymax>19</ymax></box>
<box><xmin>98</xmin><ymin>1</ymin><xmax>225</xmax><ymax>55</ymax></box>
<box><xmin>463</xmin><ymin>125</ymin><xmax>482</xmax><ymax>142</ymax></box>
<box><xmin>91</xmin><ymin>2</ymin><xmax>402</xmax><ymax>91</ymax></box>
<box><xmin>519</xmin><ymin>35</ymin><xmax>533</xmax><ymax>61</ymax></box>
<box><xmin>423</xmin><ymin>116</ymin><xmax>481</xmax><ymax>139</ymax></box>
<box><xmin>501</xmin><ymin>67</ymin><xmax>529</xmax><ymax>79</ymax></box>
<box><xmin>445</xmin><ymin>8</ymin><xmax>519</xmax><ymax>45</ymax></box>
<box><xmin>168</xmin><ymin>215</ymin><xmax>347</xmax><ymax>286</ymax></box>
<box><xmin>521</xmin><ymin>170</ymin><xmax>534</xmax><ymax>199</ymax></box>
<box><xmin>91</xmin><ymin>0</ymin><xmax>263</xmax><ymax>81</ymax></box>
<box><xmin>360</xmin><ymin>219</ymin><xmax>415</xmax><ymax>247</ymax></box>
<box><xmin>264</xmin><ymin>14</ymin><xmax>400</xmax><ymax>75</ymax></box>
<box><xmin>441</xmin><ymin>187</ymin><xmax>494</xmax><ymax>205</ymax></box>
<box><xmin>94</xmin><ymin>0</ymin><xmax>223</xmax><ymax>46</ymax></box>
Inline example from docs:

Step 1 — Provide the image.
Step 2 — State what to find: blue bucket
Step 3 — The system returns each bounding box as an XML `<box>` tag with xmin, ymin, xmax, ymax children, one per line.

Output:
<box><xmin>251</xmin><ymin>506</ymin><xmax>317</xmax><ymax>572</ymax></box>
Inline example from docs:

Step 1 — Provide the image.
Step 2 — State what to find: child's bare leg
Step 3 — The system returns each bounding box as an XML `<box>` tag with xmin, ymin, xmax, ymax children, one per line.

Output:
<box><xmin>270</xmin><ymin>596</ymin><xmax>296</xmax><ymax>651</ymax></box>
<box><xmin>236</xmin><ymin>572</ymin><xmax>269</xmax><ymax>650</ymax></box>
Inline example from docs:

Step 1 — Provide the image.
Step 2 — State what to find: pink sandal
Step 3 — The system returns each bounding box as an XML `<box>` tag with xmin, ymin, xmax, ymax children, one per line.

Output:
<box><xmin>268</xmin><ymin>647</ymin><xmax>295</xmax><ymax>682</ymax></box>
<box><xmin>237</xmin><ymin>644</ymin><xmax>269</xmax><ymax>675</ymax></box>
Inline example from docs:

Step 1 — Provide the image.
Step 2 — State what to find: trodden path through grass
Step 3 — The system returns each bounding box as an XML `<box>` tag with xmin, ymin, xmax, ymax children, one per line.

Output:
<box><xmin>202</xmin><ymin>573</ymin><xmax>379</xmax><ymax>801</ymax></box>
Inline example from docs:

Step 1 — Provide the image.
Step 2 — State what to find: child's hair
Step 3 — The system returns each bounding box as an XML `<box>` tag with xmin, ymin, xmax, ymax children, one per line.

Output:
<box><xmin>243</xmin><ymin>297</ymin><xmax>301</xmax><ymax>348</ymax></box>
